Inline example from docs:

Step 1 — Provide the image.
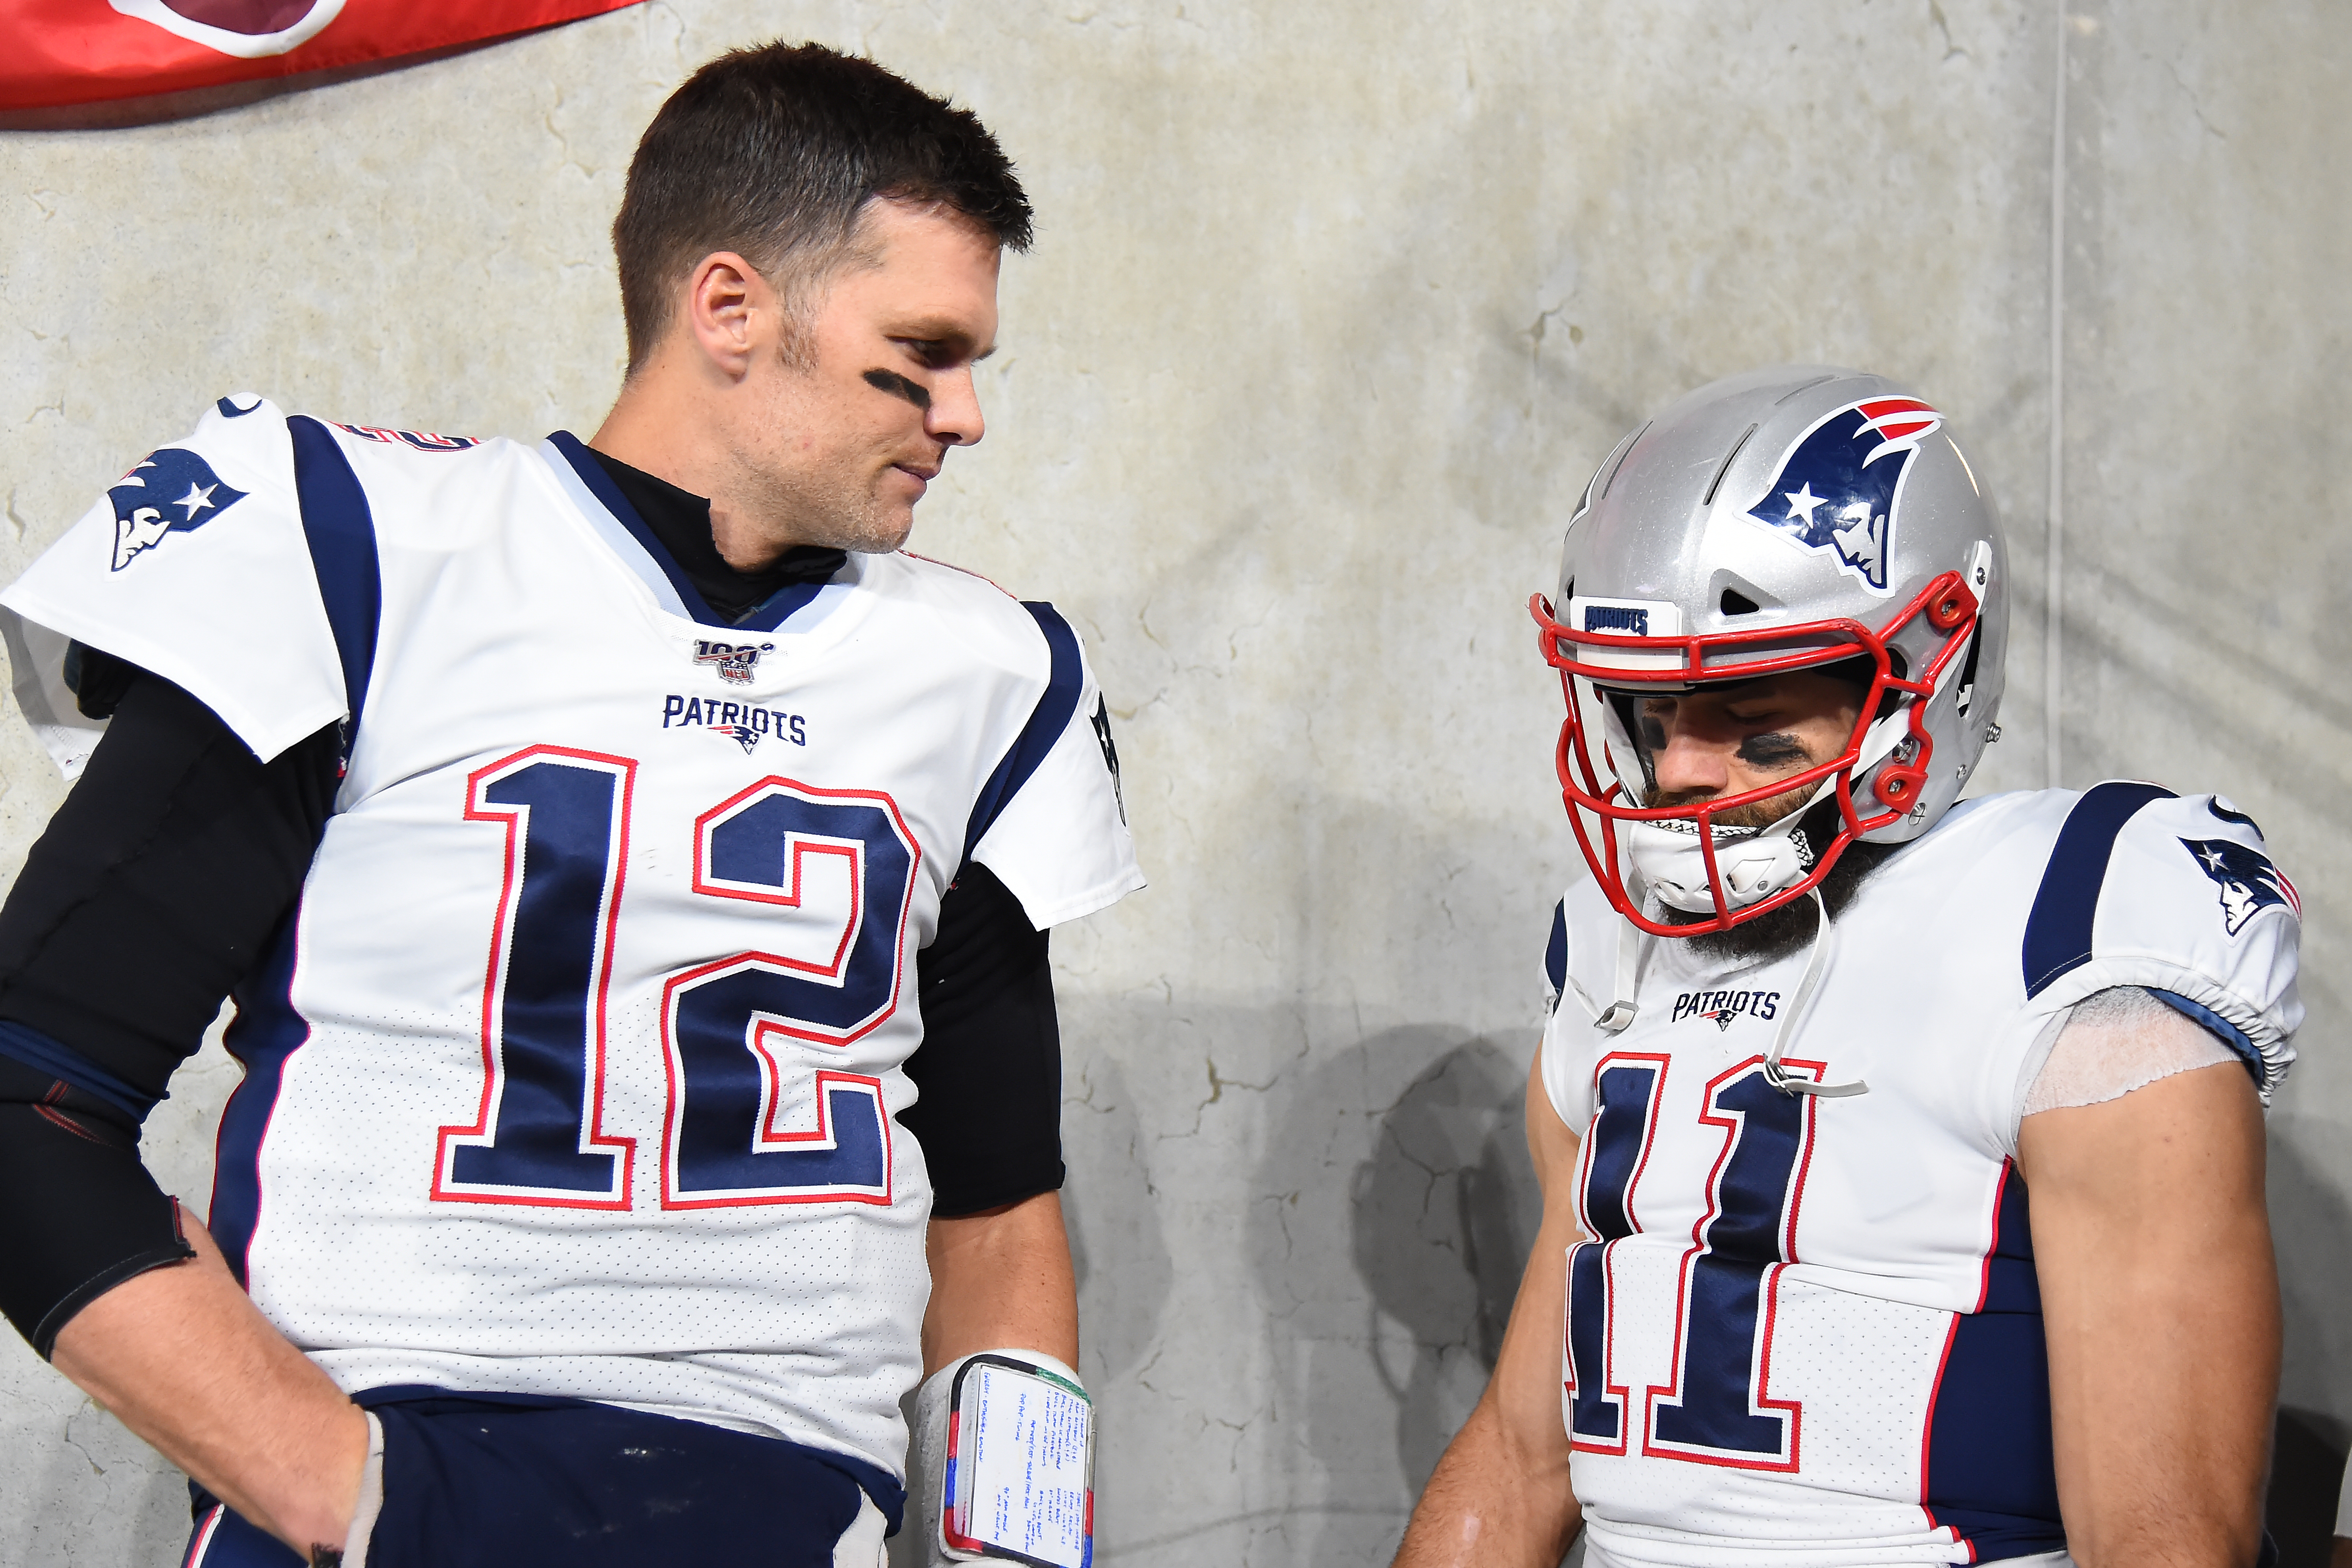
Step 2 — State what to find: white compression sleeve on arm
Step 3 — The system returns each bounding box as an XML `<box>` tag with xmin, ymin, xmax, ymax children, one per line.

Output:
<box><xmin>913</xmin><ymin>1350</ymin><xmax>1089</xmax><ymax>1566</ymax></box>
<box><xmin>2023</xmin><ymin>986</ymin><xmax>2241</xmax><ymax>1118</ymax></box>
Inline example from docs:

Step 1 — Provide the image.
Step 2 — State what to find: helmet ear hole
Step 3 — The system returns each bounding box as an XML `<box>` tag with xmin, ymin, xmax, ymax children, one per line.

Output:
<box><xmin>1719</xmin><ymin>586</ymin><xmax>1760</xmax><ymax>616</ymax></box>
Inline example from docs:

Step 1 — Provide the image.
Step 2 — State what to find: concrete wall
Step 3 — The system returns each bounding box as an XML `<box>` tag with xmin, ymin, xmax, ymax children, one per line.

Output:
<box><xmin>0</xmin><ymin>2</ymin><xmax>2343</xmax><ymax>1562</ymax></box>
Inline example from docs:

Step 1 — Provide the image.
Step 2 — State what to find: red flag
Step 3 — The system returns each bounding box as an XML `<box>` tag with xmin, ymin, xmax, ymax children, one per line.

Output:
<box><xmin>2</xmin><ymin>0</ymin><xmax>645</xmax><ymax>111</ymax></box>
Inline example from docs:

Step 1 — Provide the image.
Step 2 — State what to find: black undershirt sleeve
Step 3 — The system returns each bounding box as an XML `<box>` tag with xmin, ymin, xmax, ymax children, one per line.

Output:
<box><xmin>903</xmin><ymin>864</ymin><xmax>1066</xmax><ymax>1217</ymax></box>
<box><xmin>0</xmin><ymin>666</ymin><xmax>339</xmax><ymax>1354</ymax></box>
<box><xmin>0</xmin><ymin>669</ymin><xmax>339</xmax><ymax>1093</ymax></box>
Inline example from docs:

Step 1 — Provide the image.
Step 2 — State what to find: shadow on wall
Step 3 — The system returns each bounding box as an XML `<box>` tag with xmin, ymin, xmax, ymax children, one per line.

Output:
<box><xmin>1249</xmin><ymin>1027</ymin><xmax>1550</xmax><ymax>1568</ymax></box>
<box><xmin>1348</xmin><ymin>1032</ymin><xmax>1540</xmax><ymax>1480</ymax></box>
<box><xmin>2268</xmin><ymin>1124</ymin><xmax>2352</xmax><ymax>1566</ymax></box>
<box><xmin>1063</xmin><ymin>1053</ymin><xmax>1179</xmax><ymax>1391</ymax></box>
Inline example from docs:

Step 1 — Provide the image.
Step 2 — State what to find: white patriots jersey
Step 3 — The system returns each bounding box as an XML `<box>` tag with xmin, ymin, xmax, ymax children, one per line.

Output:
<box><xmin>1537</xmin><ymin>788</ymin><xmax>2299</xmax><ymax>1568</ymax></box>
<box><xmin>0</xmin><ymin>398</ymin><xmax>1143</xmax><ymax>1489</ymax></box>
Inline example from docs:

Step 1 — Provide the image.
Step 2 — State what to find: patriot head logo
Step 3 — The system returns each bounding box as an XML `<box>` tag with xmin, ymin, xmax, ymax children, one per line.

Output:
<box><xmin>1743</xmin><ymin>397</ymin><xmax>1944</xmax><ymax>595</ymax></box>
<box><xmin>710</xmin><ymin>722</ymin><xmax>762</xmax><ymax>755</ymax></box>
<box><xmin>108</xmin><ymin>449</ymin><xmax>248</xmax><ymax>572</ymax></box>
<box><xmin>693</xmin><ymin>640</ymin><xmax>775</xmax><ymax>686</ymax></box>
<box><xmin>2179</xmin><ymin>837</ymin><xmax>2299</xmax><ymax>935</ymax></box>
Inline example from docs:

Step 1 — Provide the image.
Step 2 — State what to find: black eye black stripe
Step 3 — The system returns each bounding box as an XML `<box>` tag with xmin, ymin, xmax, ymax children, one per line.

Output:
<box><xmin>862</xmin><ymin>368</ymin><xmax>931</xmax><ymax>410</ymax></box>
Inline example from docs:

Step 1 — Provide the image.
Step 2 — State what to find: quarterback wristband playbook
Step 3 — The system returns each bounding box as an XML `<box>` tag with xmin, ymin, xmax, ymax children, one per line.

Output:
<box><xmin>915</xmin><ymin>1351</ymin><xmax>1094</xmax><ymax>1567</ymax></box>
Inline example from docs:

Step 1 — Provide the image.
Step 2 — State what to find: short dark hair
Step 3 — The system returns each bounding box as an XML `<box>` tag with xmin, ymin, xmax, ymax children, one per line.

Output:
<box><xmin>612</xmin><ymin>42</ymin><xmax>1033</xmax><ymax>373</ymax></box>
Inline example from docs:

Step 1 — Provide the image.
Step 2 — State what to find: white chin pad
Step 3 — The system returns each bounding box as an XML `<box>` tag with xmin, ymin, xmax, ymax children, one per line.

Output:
<box><xmin>1626</xmin><ymin>818</ymin><xmax>1810</xmax><ymax>913</ymax></box>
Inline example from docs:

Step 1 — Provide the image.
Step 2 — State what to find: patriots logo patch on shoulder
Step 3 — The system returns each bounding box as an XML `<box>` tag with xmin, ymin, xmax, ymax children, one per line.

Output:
<box><xmin>2178</xmin><ymin>836</ymin><xmax>2299</xmax><ymax>935</ymax></box>
<box><xmin>1743</xmin><ymin>397</ymin><xmax>1943</xmax><ymax>595</ymax></box>
<box><xmin>107</xmin><ymin>448</ymin><xmax>248</xmax><ymax>571</ymax></box>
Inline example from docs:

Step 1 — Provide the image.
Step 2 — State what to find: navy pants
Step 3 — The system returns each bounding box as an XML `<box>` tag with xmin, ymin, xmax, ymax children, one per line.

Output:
<box><xmin>181</xmin><ymin>1389</ymin><xmax>897</xmax><ymax>1567</ymax></box>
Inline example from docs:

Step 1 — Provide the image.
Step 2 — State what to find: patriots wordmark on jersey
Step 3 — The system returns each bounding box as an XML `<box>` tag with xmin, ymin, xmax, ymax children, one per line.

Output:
<box><xmin>1538</xmin><ymin>787</ymin><xmax>2298</xmax><ymax>1568</ymax></box>
<box><xmin>0</xmin><ymin>397</ymin><xmax>1143</xmax><ymax>1491</ymax></box>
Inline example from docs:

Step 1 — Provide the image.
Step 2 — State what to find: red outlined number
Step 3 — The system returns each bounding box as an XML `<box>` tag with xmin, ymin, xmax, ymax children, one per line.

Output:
<box><xmin>1566</xmin><ymin>1054</ymin><xmax>1826</xmax><ymax>1472</ymax></box>
<box><xmin>440</xmin><ymin>759</ymin><xmax>916</xmax><ymax>1212</ymax></box>
<box><xmin>1641</xmin><ymin>1057</ymin><xmax>1824</xmax><ymax>1470</ymax></box>
<box><xmin>1565</xmin><ymin>1052</ymin><xmax>1669</xmax><ymax>1453</ymax></box>
<box><xmin>435</xmin><ymin>747</ymin><xmax>637</xmax><ymax>1208</ymax></box>
<box><xmin>660</xmin><ymin>779</ymin><xmax>920</xmax><ymax>1207</ymax></box>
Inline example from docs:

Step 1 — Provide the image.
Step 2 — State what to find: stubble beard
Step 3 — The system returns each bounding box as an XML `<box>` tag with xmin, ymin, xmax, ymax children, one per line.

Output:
<box><xmin>1647</xmin><ymin>779</ymin><xmax>1818</xmax><ymax>833</ymax></box>
<box><xmin>733</xmin><ymin>345</ymin><xmax>925</xmax><ymax>557</ymax></box>
<box><xmin>739</xmin><ymin>454</ymin><xmax>915</xmax><ymax>556</ymax></box>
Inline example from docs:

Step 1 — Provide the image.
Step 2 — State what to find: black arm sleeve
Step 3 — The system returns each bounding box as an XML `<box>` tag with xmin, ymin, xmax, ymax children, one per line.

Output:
<box><xmin>900</xmin><ymin>863</ymin><xmax>1066</xmax><ymax>1218</ymax></box>
<box><xmin>0</xmin><ymin>665</ymin><xmax>338</xmax><ymax>1354</ymax></box>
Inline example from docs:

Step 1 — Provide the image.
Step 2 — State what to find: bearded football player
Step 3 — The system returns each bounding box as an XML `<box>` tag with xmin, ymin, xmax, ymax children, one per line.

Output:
<box><xmin>0</xmin><ymin>43</ymin><xmax>1136</xmax><ymax>1568</ymax></box>
<box><xmin>1393</xmin><ymin>366</ymin><xmax>2297</xmax><ymax>1568</ymax></box>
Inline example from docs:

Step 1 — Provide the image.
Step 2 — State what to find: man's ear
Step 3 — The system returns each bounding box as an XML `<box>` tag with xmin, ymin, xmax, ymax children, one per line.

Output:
<box><xmin>682</xmin><ymin>251</ymin><xmax>772</xmax><ymax>380</ymax></box>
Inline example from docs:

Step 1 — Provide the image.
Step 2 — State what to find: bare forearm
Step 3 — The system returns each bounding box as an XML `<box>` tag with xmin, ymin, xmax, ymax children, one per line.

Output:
<box><xmin>1393</xmin><ymin>1395</ymin><xmax>1581</xmax><ymax>1568</ymax></box>
<box><xmin>922</xmin><ymin>1190</ymin><xmax>1078</xmax><ymax>1373</ymax></box>
<box><xmin>50</xmin><ymin>1217</ymin><xmax>367</xmax><ymax>1555</ymax></box>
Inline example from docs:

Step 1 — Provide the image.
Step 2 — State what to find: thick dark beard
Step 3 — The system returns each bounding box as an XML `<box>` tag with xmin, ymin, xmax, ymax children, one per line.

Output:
<box><xmin>1662</xmin><ymin>838</ymin><xmax>1902</xmax><ymax>966</ymax></box>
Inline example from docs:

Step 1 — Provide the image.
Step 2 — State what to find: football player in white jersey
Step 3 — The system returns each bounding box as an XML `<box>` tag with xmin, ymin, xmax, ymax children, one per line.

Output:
<box><xmin>0</xmin><ymin>43</ymin><xmax>1137</xmax><ymax>1568</ymax></box>
<box><xmin>1392</xmin><ymin>367</ymin><xmax>2297</xmax><ymax>1568</ymax></box>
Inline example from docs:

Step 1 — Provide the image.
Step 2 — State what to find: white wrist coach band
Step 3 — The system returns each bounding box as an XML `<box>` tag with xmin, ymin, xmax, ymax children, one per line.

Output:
<box><xmin>913</xmin><ymin>1349</ymin><xmax>1092</xmax><ymax>1567</ymax></box>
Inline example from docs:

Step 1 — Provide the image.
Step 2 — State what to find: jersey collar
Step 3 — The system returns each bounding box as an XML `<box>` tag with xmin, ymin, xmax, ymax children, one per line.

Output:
<box><xmin>542</xmin><ymin>432</ymin><xmax>848</xmax><ymax>634</ymax></box>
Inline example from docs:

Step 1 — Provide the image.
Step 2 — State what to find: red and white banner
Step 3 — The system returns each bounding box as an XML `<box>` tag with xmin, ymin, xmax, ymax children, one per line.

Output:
<box><xmin>2</xmin><ymin>0</ymin><xmax>644</xmax><ymax>111</ymax></box>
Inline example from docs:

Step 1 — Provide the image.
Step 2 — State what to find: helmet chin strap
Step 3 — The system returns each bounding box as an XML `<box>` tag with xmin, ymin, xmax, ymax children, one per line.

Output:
<box><xmin>1590</xmin><ymin>870</ymin><xmax>1866</xmax><ymax>1098</ymax></box>
<box><xmin>1761</xmin><ymin>888</ymin><xmax>1868</xmax><ymax>1098</ymax></box>
<box><xmin>1594</xmin><ymin>917</ymin><xmax>1644</xmax><ymax>1032</ymax></box>
<box><xmin>1590</xmin><ymin>812</ymin><xmax>1865</xmax><ymax>1096</ymax></box>
<box><xmin>1592</xmin><ymin>868</ymin><xmax>1649</xmax><ymax>1033</ymax></box>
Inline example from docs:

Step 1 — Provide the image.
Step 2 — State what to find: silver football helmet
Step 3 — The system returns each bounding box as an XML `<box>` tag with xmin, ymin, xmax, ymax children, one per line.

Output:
<box><xmin>1531</xmin><ymin>364</ymin><xmax>2009</xmax><ymax>936</ymax></box>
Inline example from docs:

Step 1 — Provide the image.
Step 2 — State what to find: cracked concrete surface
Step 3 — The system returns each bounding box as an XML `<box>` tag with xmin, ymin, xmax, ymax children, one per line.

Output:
<box><xmin>4</xmin><ymin>1</ymin><xmax>2351</xmax><ymax>1562</ymax></box>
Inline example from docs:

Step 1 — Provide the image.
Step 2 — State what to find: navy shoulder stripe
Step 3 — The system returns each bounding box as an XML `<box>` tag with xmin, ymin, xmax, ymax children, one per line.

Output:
<box><xmin>1545</xmin><ymin>900</ymin><xmax>1568</xmax><ymax>995</ymax></box>
<box><xmin>963</xmin><ymin>602</ymin><xmax>1084</xmax><ymax>863</ymax></box>
<box><xmin>735</xmin><ymin>578</ymin><xmax>832</xmax><ymax>632</ymax></box>
<box><xmin>2021</xmin><ymin>781</ymin><xmax>2177</xmax><ymax>998</ymax></box>
<box><xmin>287</xmin><ymin>416</ymin><xmax>383</xmax><ymax>750</ymax></box>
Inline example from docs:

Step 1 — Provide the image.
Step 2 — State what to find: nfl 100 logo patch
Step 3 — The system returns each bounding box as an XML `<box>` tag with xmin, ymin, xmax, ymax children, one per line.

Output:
<box><xmin>693</xmin><ymin>640</ymin><xmax>775</xmax><ymax>686</ymax></box>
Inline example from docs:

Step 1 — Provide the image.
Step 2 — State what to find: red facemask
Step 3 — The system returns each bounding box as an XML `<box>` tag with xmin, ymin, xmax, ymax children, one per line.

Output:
<box><xmin>1530</xmin><ymin>570</ymin><xmax>1981</xmax><ymax>935</ymax></box>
